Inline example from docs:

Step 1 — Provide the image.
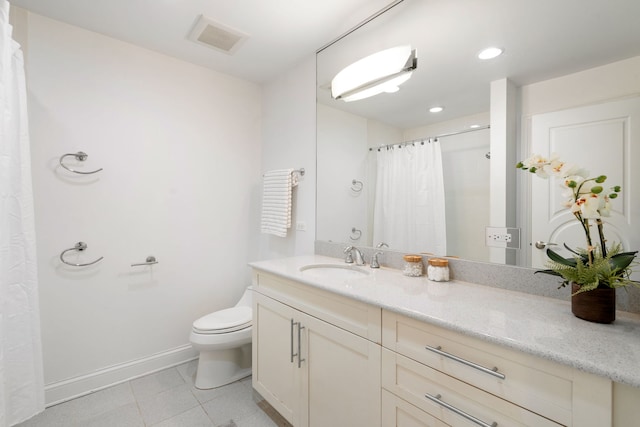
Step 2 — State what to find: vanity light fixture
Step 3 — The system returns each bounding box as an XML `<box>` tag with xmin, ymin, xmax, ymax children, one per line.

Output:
<box><xmin>429</xmin><ymin>106</ymin><xmax>444</xmax><ymax>113</ymax></box>
<box><xmin>478</xmin><ymin>47</ymin><xmax>504</xmax><ymax>60</ymax></box>
<box><xmin>331</xmin><ymin>45</ymin><xmax>417</xmax><ymax>102</ymax></box>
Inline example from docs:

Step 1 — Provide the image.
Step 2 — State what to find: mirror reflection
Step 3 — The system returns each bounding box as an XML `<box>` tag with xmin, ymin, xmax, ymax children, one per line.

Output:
<box><xmin>316</xmin><ymin>0</ymin><xmax>640</xmax><ymax>266</ymax></box>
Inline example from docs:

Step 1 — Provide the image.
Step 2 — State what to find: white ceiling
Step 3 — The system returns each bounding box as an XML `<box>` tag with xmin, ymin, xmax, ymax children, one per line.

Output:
<box><xmin>10</xmin><ymin>0</ymin><xmax>640</xmax><ymax>129</ymax></box>
<box><xmin>9</xmin><ymin>0</ymin><xmax>393</xmax><ymax>83</ymax></box>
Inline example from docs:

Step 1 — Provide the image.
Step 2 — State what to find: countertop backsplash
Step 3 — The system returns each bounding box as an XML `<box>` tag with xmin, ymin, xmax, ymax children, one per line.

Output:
<box><xmin>315</xmin><ymin>240</ymin><xmax>640</xmax><ymax>314</ymax></box>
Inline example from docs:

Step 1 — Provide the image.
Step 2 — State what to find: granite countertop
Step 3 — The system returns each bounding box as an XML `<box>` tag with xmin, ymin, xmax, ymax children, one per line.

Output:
<box><xmin>249</xmin><ymin>254</ymin><xmax>640</xmax><ymax>388</ymax></box>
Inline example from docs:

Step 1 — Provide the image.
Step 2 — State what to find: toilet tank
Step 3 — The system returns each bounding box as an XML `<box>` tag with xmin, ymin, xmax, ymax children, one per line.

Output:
<box><xmin>235</xmin><ymin>286</ymin><xmax>252</xmax><ymax>308</ymax></box>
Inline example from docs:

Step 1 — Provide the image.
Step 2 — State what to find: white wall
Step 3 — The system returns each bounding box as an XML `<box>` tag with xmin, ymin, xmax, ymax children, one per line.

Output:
<box><xmin>258</xmin><ymin>56</ymin><xmax>317</xmax><ymax>259</ymax></box>
<box><xmin>19</xmin><ymin>12</ymin><xmax>262</xmax><ymax>403</ymax></box>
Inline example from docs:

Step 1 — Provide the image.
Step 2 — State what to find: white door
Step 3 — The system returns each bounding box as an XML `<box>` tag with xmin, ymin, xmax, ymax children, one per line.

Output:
<box><xmin>529</xmin><ymin>97</ymin><xmax>640</xmax><ymax>280</ymax></box>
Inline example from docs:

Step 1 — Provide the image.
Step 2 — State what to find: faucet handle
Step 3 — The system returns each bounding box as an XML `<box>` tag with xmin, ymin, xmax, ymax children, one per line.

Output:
<box><xmin>343</xmin><ymin>246</ymin><xmax>355</xmax><ymax>263</ymax></box>
<box><xmin>370</xmin><ymin>251</ymin><xmax>383</xmax><ymax>268</ymax></box>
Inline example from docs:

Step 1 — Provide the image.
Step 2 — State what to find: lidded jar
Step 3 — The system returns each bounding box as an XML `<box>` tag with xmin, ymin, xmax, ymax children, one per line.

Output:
<box><xmin>427</xmin><ymin>258</ymin><xmax>450</xmax><ymax>282</ymax></box>
<box><xmin>402</xmin><ymin>254</ymin><xmax>423</xmax><ymax>277</ymax></box>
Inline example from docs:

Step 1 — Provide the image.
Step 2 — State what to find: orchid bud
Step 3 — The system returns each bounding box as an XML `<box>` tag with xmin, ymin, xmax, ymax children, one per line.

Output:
<box><xmin>516</xmin><ymin>162</ymin><xmax>524</xmax><ymax>169</ymax></box>
<box><xmin>613</xmin><ymin>185</ymin><xmax>621</xmax><ymax>192</ymax></box>
<box><xmin>529</xmin><ymin>167</ymin><xmax>537</xmax><ymax>173</ymax></box>
<box><xmin>595</xmin><ymin>175</ymin><xmax>607</xmax><ymax>183</ymax></box>
<box><xmin>610</xmin><ymin>193</ymin><xmax>618</xmax><ymax>199</ymax></box>
<box><xmin>591</xmin><ymin>186</ymin><xmax>603</xmax><ymax>194</ymax></box>
<box><xmin>567</xmin><ymin>180</ymin><xmax>577</xmax><ymax>188</ymax></box>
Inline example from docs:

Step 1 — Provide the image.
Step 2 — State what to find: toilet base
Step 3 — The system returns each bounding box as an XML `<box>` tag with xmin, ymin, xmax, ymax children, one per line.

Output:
<box><xmin>194</xmin><ymin>343</ymin><xmax>252</xmax><ymax>390</ymax></box>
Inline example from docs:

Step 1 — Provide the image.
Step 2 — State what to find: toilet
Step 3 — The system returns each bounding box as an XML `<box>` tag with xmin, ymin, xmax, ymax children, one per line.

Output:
<box><xmin>189</xmin><ymin>287</ymin><xmax>253</xmax><ymax>389</ymax></box>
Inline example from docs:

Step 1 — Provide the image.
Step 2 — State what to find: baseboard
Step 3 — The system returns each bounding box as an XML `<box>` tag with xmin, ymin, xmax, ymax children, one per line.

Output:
<box><xmin>44</xmin><ymin>344</ymin><xmax>198</xmax><ymax>406</ymax></box>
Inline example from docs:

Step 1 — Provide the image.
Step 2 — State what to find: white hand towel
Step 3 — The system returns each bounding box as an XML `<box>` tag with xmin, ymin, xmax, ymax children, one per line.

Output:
<box><xmin>261</xmin><ymin>169</ymin><xmax>294</xmax><ymax>237</ymax></box>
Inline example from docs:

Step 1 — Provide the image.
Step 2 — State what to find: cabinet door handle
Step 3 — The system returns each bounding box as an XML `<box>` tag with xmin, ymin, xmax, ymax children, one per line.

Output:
<box><xmin>297</xmin><ymin>323</ymin><xmax>305</xmax><ymax>368</ymax></box>
<box><xmin>425</xmin><ymin>393</ymin><xmax>497</xmax><ymax>427</ymax></box>
<box><xmin>425</xmin><ymin>345</ymin><xmax>505</xmax><ymax>380</ymax></box>
<box><xmin>290</xmin><ymin>319</ymin><xmax>297</xmax><ymax>363</ymax></box>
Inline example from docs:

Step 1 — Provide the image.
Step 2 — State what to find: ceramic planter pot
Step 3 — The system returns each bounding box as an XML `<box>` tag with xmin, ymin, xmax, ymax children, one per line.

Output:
<box><xmin>571</xmin><ymin>283</ymin><xmax>616</xmax><ymax>324</ymax></box>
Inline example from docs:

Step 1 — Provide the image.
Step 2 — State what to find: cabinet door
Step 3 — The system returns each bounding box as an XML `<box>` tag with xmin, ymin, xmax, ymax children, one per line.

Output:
<box><xmin>299</xmin><ymin>311</ymin><xmax>381</xmax><ymax>427</ymax></box>
<box><xmin>252</xmin><ymin>293</ymin><xmax>301</xmax><ymax>426</ymax></box>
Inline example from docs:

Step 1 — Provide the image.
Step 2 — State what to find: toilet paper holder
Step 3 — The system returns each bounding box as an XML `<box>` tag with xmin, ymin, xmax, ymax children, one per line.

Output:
<box><xmin>131</xmin><ymin>256</ymin><xmax>158</xmax><ymax>267</ymax></box>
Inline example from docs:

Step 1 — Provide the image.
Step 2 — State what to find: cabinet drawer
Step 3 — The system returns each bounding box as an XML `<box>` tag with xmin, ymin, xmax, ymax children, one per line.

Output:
<box><xmin>382</xmin><ymin>311</ymin><xmax>573</xmax><ymax>425</ymax></box>
<box><xmin>253</xmin><ymin>271</ymin><xmax>381</xmax><ymax>343</ymax></box>
<box><xmin>382</xmin><ymin>349</ymin><xmax>562</xmax><ymax>427</ymax></box>
<box><xmin>382</xmin><ymin>389</ymin><xmax>448</xmax><ymax>427</ymax></box>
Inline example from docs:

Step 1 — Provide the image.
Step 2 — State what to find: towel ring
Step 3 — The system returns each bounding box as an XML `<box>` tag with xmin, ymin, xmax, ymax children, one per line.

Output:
<box><xmin>351</xmin><ymin>179</ymin><xmax>363</xmax><ymax>192</ymax></box>
<box><xmin>59</xmin><ymin>152</ymin><xmax>103</xmax><ymax>175</ymax></box>
<box><xmin>60</xmin><ymin>242</ymin><xmax>104</xmax><ymax>267</ymax></box>
<box><xmin>350</xmin><ymin>227</ymin><xmax>362</xmax><ymax>241</ymax></box>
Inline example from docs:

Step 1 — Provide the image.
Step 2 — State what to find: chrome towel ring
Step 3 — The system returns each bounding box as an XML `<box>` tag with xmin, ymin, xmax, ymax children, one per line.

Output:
<box><xmin>59</xmin><ymin>151</ymin><xmax>103</xmax><ymax>174</ymax></box>
<box><xmin>350</xmin><ymin>227</ymin><xmax>362</xmax><ymax>241</ymax></box>
<box><xmin>351</xmin><ymin>179</ymin><xmax>363</xmax><ymax>192</ymax></box>
<box><xmin>60</xmin><ymin>242</ymin><xmax>104</xmax><ymax>267</ymax></box>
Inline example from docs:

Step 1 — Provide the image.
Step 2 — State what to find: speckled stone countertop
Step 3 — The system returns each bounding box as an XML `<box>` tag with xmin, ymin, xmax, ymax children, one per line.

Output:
<box><xmin>249</xmin><ymin>255</ymin><xmax>640</xmax><ymax>389</ymax></box>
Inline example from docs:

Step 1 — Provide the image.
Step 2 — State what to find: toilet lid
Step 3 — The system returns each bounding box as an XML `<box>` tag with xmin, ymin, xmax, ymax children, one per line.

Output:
<box><xmin>192</xmin><ymin>306</ymin><xmax>252</xmax><ymax>333</ymax></box>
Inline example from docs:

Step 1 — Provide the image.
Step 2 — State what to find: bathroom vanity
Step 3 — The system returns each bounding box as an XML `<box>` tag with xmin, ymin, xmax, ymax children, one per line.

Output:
<box><xmin>250</xmin><ymin>255</ymin><xmax>640</xmax><ymax>427</ymax></box>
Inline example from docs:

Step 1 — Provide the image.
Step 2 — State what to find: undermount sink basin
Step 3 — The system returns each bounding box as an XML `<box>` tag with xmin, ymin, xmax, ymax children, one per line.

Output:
<box><xmin>299</xmin><ymin>263</ymin><xmax>370</xmax><ymax>280</ymax></box>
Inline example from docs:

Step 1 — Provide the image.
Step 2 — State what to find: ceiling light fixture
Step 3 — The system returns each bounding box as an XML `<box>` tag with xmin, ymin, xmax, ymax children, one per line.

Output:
<box><xmin>331</xmin><ymin>45</ymin><xmax>417</xmax><ymax>102</ymax></box>
<box><xmin>478</xmin><ymin>47</ymin><xmax>504</xmax><ymax>60</ymax></box>
<box><xmin>429</xmin><ymin>106</ymin><xmax>444</xmax><ymax>113</ymax></box>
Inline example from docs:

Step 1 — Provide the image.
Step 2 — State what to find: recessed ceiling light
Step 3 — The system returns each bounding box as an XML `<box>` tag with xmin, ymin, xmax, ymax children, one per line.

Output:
<box><xmin>478</xmin><ymin>47</ymin><xmax>504</xmax><ymax>60</ymax></box>
<box><xmin>429</xmin><ymin>106</ymin><xmax>444</xmax><ymax>113</ymax></box>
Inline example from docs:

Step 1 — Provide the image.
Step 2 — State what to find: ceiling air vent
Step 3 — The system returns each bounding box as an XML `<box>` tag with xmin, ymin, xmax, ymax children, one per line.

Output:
<box><xmin>188</xmin><ymin>15</ymin><xmax>249</xmax><ymax>55</ymax></box>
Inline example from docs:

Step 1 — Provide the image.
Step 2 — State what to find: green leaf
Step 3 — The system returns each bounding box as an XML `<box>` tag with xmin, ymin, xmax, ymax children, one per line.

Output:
<box><xmin>546</xmin><ymin>248</ymin><xmax>577</xmax><ymax>267</ymax></box>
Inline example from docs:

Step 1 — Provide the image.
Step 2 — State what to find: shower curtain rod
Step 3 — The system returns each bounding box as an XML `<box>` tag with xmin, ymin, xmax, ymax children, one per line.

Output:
<box><xmin>368</xmin><ymin>124</ymin><xmax>490</xmax><ymax>151</ymax></box>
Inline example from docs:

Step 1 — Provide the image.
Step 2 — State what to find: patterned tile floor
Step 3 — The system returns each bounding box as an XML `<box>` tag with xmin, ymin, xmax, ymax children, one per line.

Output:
<box><xmin>17</xmin><ymin>360</ymin><xmax>292</xmax><ymax>427</ymax></box>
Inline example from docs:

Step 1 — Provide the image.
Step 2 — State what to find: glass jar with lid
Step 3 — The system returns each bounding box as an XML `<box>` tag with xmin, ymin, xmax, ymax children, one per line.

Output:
<box><xmin>402</xmin><ymin>254</ymin><xmax>423</xmax><ymax>277</ymax></box>
<box><xmin>427</xmin><ymin>258</ymin><xmax>450</xmax><ymax>282</ymax></box>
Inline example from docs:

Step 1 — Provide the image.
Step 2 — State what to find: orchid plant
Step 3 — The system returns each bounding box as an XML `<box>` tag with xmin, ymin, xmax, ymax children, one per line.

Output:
<box><xmin>517</xmin><ymin>153</ymin><xmax>637</xmax><ymax>293</ymax></box>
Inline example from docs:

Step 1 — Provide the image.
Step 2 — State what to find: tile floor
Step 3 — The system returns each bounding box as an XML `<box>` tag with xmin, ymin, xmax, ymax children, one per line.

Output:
<box><xmin>17</xmin><ymin>360</ymin><xmax>292</xmax><ymax>427</ymax></box>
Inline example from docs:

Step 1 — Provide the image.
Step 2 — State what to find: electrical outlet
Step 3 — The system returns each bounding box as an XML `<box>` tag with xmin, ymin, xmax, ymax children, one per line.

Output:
<box><xmin>485</xmin><ymin>227</ymin><xmax>520</xmax><ymax>249</ymax></box>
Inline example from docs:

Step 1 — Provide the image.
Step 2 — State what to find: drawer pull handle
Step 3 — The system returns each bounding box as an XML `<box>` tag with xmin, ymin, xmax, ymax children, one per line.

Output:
<box><xmin>290</xmin><ymin>319</ymin><xmax>297</xmax><ymax>363</ymax></box>
<box><xmin>425</xmin><ymin>345</ymin><xmax>506</xmax><ymax>380</ymax></box>
<box><xmin>425</xmin><ymin>393</ymin><xmax>498</xmax><ymax>427</ymax></box>
<box><xmin>297</xmin><ymin>323</ymin><xmax>305</xmax><ymax>368</ymax></box>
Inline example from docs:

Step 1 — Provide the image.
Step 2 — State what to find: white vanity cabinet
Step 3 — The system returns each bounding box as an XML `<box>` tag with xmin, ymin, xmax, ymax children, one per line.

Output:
<box><xmin>381</xmin><ymin>310</ymin><xmax>613</xmax><ymax>427</ymax></box>
<box><xmin>251</xmin><ymin>271</ymin><xmax>382</xmax><ymax>427</ymax></box>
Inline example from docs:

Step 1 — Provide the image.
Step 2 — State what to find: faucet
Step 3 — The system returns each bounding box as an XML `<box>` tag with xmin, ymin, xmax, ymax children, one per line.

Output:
<box><xmin>376</xmin><ymin>242</ymin><xmax>389</xmax><ymax>249</ymax></box>
<box><xmin>343</xmin><ymin>246</ymin><xmax>365</xmax><ymax>265</ymax></box>
<box><xmin>370</xmin><ymin>251</ymin><xmax>383</xmax><ymax>268</ymax></box>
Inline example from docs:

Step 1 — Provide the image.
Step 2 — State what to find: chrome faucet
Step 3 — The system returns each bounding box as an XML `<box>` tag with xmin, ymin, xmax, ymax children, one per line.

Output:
<box><xmin>376</xmin><ymin>242</ymin><xmax>389</xmax><ymax>249</ymax></box>
<box><xmin>344</xmin><ymin>246</ymin><xmax>365</xmax><ymax>265</ymax></box>
<box><xmin>370</xmin><ymin>251</ymin><xmax>383</xmax><ymax>268</ymax></box>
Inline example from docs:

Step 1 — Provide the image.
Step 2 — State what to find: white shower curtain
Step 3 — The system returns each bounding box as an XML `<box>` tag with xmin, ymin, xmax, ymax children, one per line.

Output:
<box><xmin>373</xmin><ymin>139</ymin><xmax>447</xmax><ymax>255</ymax></box>
<box><xmin>0</xmin><ymin>1</ymin><xmax>45</xmax><ymax>425</ymax></box>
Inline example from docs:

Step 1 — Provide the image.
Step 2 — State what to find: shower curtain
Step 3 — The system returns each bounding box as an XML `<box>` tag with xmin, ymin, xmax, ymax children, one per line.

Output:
<box><xmin>0</xmin><ymin>1</ymin><xmax>45</xmax><ymax>425</ymax></box>
<box><xmin>373</xmin><ymin>139</ymin><xmax>447</xmax><ymax>255</ymax></box>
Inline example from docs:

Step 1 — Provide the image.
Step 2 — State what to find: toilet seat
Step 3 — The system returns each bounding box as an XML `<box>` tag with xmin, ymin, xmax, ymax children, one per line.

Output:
<box><xmin>192</xmin><ymin>306</ymin><xmax>252</xmax><ymax>334</ymax></box>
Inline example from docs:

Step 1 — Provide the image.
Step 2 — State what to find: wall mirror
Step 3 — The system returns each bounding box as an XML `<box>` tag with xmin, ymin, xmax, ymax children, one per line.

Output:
<box><xmin>316</xmin><ymin>0</ymin><xmax>640</xmax><ymax>266</ymax></box>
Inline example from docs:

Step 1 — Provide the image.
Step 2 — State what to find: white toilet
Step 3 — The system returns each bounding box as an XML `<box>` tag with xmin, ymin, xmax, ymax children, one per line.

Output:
<box><xmin>189</xmin><ymin>287</ymin><xmax>253</xmax><ymax>389</ymax></box>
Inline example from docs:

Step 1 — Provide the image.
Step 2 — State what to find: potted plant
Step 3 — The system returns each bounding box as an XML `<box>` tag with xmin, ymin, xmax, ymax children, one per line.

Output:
<box><xmin>517</xmin><ymin>153</ymin><xmax>638</xmax><ymax>323</ymax></box>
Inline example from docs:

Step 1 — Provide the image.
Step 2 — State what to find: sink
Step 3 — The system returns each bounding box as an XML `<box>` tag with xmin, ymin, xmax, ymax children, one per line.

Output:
<box><xmin>299</xmin><ymin>263</ymin><xmax>370</xmax><ymax>280</ymax></box>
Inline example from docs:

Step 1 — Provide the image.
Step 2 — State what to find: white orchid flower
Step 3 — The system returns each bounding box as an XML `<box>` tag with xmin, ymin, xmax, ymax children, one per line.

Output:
<box><xmin>571</xmin><ymin>193</ymin><xmax>602</xmax><ymax>219</ymax></box>
<box><xmin>543</xmin><ymin>160</ymin><xmax>580</xmax><ymax>178</ymax></box>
